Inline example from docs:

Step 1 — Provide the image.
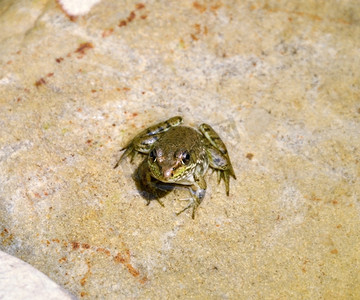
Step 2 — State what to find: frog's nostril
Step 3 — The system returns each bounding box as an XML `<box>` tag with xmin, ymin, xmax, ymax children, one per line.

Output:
<box><xmin>163</xmin><ymin>168</ymin><xmax>173</xmax><ymax>179</ymax></box>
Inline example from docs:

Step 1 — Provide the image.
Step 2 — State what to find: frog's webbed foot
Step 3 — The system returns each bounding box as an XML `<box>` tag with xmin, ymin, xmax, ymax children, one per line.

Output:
<box><xmin>176</xmin><ymin>177</ymin><xmax>206</xmax><ymax>219</ymax></box>
<box><xmin>176</xmin><ymin>198</ymin><xmax>202</xmax><ymax>219</ymax></box>
<box><xmin>114</xmin><ymin>134</ymin><xmax>160</xmax><ymax>168</ymax></box>
<box><xmin>176</xmin><ymin>200</ymin><xmax>197</xmax><ymax>219</ymax></box>
<box><xmin>114</xmin><ymin>145</ymin><xmax>136</xmax><ymax>168</ymax></box>
<box><xmin>199</xmin><ymin>123</ymin><xmax>236</xmax><ymax>196</ymax></box>
<box><xmin>216</xmin><ymin>169</ymin><xmax>234</xmax><ymax>196</ymax></box>
<box><xmin>209</xmin><ymin>150</ymin><xmax>236</xmax><ymax>196</ymax></box>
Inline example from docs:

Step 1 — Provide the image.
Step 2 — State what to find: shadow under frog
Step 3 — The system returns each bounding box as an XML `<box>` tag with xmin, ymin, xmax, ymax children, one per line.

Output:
<box><xmin>133</xmin><ymin>158</ymin><xmax>175</xmax><ymax>204</ymax></box>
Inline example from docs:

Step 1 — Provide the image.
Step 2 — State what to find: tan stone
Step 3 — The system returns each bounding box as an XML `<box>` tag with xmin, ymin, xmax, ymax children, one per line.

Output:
<box><xmin>0</xmin><ymin>0</ymin><xmax>359</xmax><ymax>298</ymax></box>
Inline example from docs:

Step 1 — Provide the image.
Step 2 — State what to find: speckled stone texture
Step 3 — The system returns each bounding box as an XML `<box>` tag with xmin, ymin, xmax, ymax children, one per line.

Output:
<box><xmin>0</xmin><ymin>0</ymin><xmax>359</xmax><ymax>299</ymax></box>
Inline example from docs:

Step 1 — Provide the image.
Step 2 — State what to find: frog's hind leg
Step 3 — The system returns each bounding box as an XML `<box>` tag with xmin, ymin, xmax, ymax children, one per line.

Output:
<box><xmin>142</xmin><ymin>116</ymin><xmax>183</xmax><ymax>136</ymax></box>
<box><xmin>199</xmin><ymin>123</ymin><xmax>236</xmax><ymax>196</ymax></box>
<box><xmin>114</xmin><ymin>116</ymin><xmax>183</xmax><ymax>168</ymax></box>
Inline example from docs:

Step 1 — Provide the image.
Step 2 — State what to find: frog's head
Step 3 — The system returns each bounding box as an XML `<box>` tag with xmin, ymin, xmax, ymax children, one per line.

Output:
<box><xmin>147</xmin><ymin>147</ymin><xmax>193</xmax><ymax>183</ymax></box>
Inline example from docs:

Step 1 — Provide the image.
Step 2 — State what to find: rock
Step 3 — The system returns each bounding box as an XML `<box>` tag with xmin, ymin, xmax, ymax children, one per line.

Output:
<box><xmin>0</xmin><ymin>0</ymin><xmax>359</xmax><ymax>298</ymax></box>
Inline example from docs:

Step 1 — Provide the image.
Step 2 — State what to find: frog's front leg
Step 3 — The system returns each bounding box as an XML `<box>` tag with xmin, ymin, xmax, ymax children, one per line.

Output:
<box><xmin>114</xmin><ymin>116</ymin><xmax>183</xmax><ymax>168</ymax></box>
<box><xmin>199</xmin><ymin>123</ymin><xmax>236</xmax><ymax>196</ymax></box>
<box><xmin>176</xmin><ymin>175</ymin><xmax>206</xmax><ymax>219</ymax></box>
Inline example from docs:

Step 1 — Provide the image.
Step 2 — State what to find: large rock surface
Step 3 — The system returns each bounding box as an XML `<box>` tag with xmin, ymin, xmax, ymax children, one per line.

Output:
<box><xmin>0</xmin><ymin>0</ymin><xmax>359</xmax><ymax>298</ymax></box>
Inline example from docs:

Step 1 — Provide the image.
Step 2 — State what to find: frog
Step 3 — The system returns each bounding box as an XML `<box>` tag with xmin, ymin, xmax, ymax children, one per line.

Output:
<box><xmin>114</xmin><ymin>116</ymin><xmax>236</xmax><ymax>219</ymax></box>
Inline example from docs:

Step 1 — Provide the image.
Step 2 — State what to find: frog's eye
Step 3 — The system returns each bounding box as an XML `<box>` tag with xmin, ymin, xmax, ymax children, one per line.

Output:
<box><xmin>149</xmin><ymin>149</ymin><xmax>157</xmax><ymax>162</ymax></box>
<box><xmin>182</xmin><ymin>151</ymin><xmax>191</xmax><ymax>165</ymax></box>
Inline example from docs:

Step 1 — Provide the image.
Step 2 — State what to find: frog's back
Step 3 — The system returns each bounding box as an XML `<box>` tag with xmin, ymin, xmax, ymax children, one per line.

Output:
<box><xmin>158</xmin><ymin>126</ymin><xmax>203</xmax><ymax>152</ymax></box>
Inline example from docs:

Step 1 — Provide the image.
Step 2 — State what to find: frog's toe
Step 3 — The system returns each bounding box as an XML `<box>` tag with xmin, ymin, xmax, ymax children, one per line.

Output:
<box><xmin>129</xmin><ymin>150</ymin><xmax>138</xmax><ymax>163</ymax></box>
<box><xmin>217</xmin><ymin>170</ymin><xmax>230</xmax><ymax>196</ymax></box>
<box><xmin>117</xmin><ymin>141</ymin><xmax>148</xmax><ymax>166</ymax></box>
<box><xmin>145</xmin><ymin>198</ymin><xmax>164</xmax><ymax>207</ymax></box>
<box><xmin>229</xmin><ymin>165</ymin><xmax>236</xmax><ymax>180</ymax></box>
<box><xmin>156</xmin><ymin>199</ymin><xmax>165</xmax><ymax>207</ymax></box>
<box><xmin>116</xmin><ymin>146</ymin><xmax>132</xmax><ymax>164</ymax></box>
<box><xmin>191</xmin><ymin>205</ymin><xmax>198</xmax><ymax>219</ymax></box>
<box><xmin>224</xmin><ymin>174</ymin><xmax>230</xmax><ymax>196</ymax></box>
<box><xmin>216</xmin><ymin>170</ymin><xmax>221</xmax><ymax>184</ymax></box>
<box><xmin>224</xmin><ymin>172</ymin><xmax>230</xmax><ymax>196</ymax></box>
<box><xmin>114</xmin><ymin>159</ymin><xmax>121</xmax><ymax>169</ymax></box>
<box><xmin>176</xmin><ymin>202</ymin><xmax>192</xmax><ymax>216</ymax></box>
<box><xmin>176</xmin><ymin>192</ymin><xmax>202</xmax><ymax>219</ymax></box>
<box><xmin>176</xmin><ymin>202</ymin><xmax>198</xmax><ymax>219</ymax></box>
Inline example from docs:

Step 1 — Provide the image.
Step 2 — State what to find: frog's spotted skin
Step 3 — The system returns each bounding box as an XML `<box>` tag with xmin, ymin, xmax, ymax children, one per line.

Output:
<box><xmin>199</xmin><ymin>123</ymin><xmax>236</xmax><ymax>196</ymax></box>
<box><xmin>115</xmin><ymin>116</ymin><xmax>236</xmax><ymax>219</ymax></box>
<box><xmin>114</xmin><ymin>116</ymin><xmax>183</xmax><ymax>168</ymax></box>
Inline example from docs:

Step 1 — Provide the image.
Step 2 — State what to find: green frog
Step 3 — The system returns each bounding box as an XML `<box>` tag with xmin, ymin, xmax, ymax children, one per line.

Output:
<box><xmin>114</xmin><ymin>116</ymin><xmax>236</xmax><ymax>219</ymax></box>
